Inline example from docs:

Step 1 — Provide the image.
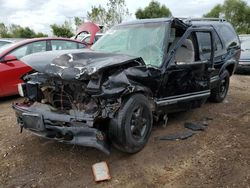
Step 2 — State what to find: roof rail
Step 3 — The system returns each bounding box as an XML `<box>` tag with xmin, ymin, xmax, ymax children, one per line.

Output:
<box><xmin>179</xmin><ymin>17</ymin><xmax>226</xmax><ymax>23</ymax></box>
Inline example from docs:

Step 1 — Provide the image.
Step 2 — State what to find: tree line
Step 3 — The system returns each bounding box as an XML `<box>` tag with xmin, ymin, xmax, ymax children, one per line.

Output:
<box><xmin>0</xmin><ymin>23</ymin><xmax>48</xmax><ymax>38</ymax></box>
<box><xmin>203</xmin><ymin>0</ymin><xmax>250</xmax><ymax>34</ymax></box>
<box><xmin>0</xmin><ymin>0</ymin><xmax>249</xmax><ymax>39</ymax></box>
<box><xmin>86</xmin><ymin>0</ymin><xmax>250</xmax><ymax>34</ymax></box>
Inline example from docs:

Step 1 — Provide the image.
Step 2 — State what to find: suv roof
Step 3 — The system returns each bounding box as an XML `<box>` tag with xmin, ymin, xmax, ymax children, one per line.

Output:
<box><xmin>119</xmin><ymin>17</ymin><xmax>229</xmax><ymax>26</ymax></box>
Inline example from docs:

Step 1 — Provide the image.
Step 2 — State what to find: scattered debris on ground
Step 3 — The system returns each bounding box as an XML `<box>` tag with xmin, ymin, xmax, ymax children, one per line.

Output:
<box><xmin>159</xmin><ymin>117</ymin><xmax>213</xmax><ymax>141</ymax></box>
<box><xmin>3</xmin><ymin>153</ymin><xmax>8</xmax><ymax>158</ymax></box>
<box><xmin>159</xmin><ymin>130</ymin><xmax>195</xmax><ymax>140</ymax></box>
<box><xmin>92</xmin><ymin>162</ymin><xmax>111</xmax><ymax>182</ymax></box>
<box><xmin>184</xmin><ymin>122</ymin><xmax>207</xmax><ymax>131</ymax></box>
<box><xmin>0</xmin><ymin>75</ymin><xmax>250</xmax><ymax>187</ymax></box>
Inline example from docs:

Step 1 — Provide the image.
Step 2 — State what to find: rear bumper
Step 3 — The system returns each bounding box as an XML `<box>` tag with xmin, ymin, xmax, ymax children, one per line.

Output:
<box><xmin>13</xmin><ymin>103</ymin><xmax>110</xmax><ymax>154</ymax></box>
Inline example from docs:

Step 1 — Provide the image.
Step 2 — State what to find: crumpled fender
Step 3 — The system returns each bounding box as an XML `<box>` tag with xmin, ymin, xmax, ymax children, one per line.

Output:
<box><xmin>99</xmin><ymin>66</ymin><xmax>161</xmax><ymax>99</ymax></box>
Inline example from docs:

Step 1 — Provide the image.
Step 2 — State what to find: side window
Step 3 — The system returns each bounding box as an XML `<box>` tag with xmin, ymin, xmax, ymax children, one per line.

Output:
<box><xmin>174</xmin><ymin>31</ymin><xmax>212</xmax><ymax>64</ymax></box>
<box><xmin>51</xmin><ymin>40</ymin><xmax>78</xmax><ymax>50</ymax></box>
<box><xmin>64</xmin><ymin>41</ymin><xmax>79</xmax><ymax>49</ymax></box>
<box><xmin>196</xmin><ymin>32</ymin><xmax>212</xmax><ymax>60</ymax></box>
<box><xmin>10</xmin><ymin>41</ymin><xmax>46</xmax><ymax>59</ymax></box>
<box><xmin>78</xmin><ymin>43</ymin><xmax>86</xmax><ymax>49</ymax></box>
<box><xmin>218</xmin><ymin>25</ymin><xmax>239</xmax><ymax>48</ymax></box>
<box><xmin>10</xmin><ymin>45</ymin><xmax>28</xmax><ymax>59</ymax></box>
<box><xmin>214</xmin><ymin>32</ymin><xmax>223</xmax><ymax>52</ymax></box>
<box><xmin>174</xmin><ymin>36</ymin><xmax>196</xmax><ymax>64</ymax></box>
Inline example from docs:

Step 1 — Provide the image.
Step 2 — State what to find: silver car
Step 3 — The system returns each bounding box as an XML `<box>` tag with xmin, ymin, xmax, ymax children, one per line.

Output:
<box><xmin>237</xmin><ymin>36</ymin><xmax>250</xmax><ymax>73</ymax></box>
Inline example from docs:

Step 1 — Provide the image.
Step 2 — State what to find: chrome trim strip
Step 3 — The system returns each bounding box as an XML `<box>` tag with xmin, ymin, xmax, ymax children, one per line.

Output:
<box><xmin>157</xmin><ymin>90</ymin><xmax>210</xmax><ymax>101</ymax></box>
<box><xmin>210</xmin><ymin>76</ymin><xmax>220</xmax><ymax>83</ymax></box>
<box><xmin>156</xmin><ymin>91</ymin><xmax>210</xmax><ymax>106</ymax></box>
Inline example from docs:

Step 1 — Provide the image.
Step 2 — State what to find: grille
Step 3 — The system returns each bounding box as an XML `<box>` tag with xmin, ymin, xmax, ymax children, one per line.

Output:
<box><xmin>52</xmin><ymin>92</ymin><xmax>73</xmax><ymax>111</ymax></box>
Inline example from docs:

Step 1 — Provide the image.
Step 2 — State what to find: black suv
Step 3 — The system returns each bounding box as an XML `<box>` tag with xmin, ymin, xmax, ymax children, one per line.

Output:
<box><xmin>13</xmin><ymin>18</ymin><xmax>240</xmax><ymax>154</ymax></box>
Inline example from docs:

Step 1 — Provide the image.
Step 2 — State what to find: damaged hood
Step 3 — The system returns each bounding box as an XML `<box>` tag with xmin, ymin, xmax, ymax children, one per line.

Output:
<box><xmin>21</xmin><ymin>49</ymin><xmax>144</xmax><ymax>80</ymax></box>
<box><xmin>21</xmin><ymin>49</ymin><xmax>83</xmax><ymax>72</ymax></box>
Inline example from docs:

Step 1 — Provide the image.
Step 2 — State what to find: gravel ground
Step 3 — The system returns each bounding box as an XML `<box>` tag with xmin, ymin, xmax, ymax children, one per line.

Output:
<box><xmin>0</xmin><ymin>75</ymin><xmax>249</xmax><ymax>188</ymax></box>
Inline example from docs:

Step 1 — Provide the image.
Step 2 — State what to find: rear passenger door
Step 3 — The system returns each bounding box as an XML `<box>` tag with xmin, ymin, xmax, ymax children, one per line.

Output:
<box><xmin>157</xmin><ymin>29</ymin><xmax>214</xmax><ymax>107</ymax></box>
<box><xmin>197</xmin><ymin>31</ymin><xmax>224</xmax><ymax>79</ymax></box>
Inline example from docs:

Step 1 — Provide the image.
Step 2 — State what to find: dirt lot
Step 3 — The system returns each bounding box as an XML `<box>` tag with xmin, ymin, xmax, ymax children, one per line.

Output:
<box><xmin>0</xmin><ymin>75</ymin><xmax>249</xmax><ymax>188</ymax></box>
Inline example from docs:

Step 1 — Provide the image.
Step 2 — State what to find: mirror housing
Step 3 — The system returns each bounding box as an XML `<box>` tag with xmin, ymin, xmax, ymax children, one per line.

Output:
<box><xmin>1</xmin><ymin>55</ymin><xmax>18</xmax><ymax>63</ymax></box>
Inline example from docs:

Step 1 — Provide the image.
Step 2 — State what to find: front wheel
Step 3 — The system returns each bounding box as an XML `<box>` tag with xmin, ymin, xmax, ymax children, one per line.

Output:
<box><xmin>209</xmin><ymin>70</ymin><xmax>230</xmax><ymax>103</ymax></box>
<box><xmin>109</xmin><ymin>94</ymin><xmax>153</xmax><ymax>153</ymax></box>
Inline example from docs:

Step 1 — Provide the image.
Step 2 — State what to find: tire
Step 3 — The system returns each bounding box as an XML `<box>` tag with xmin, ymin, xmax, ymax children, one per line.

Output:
<box><xmin>109</xmin><ymin>94</ymin><xmax>153</xmax><ymax>153</ymax></box>
<box><xmin>209</xmin><ymin>70</ymin><xmax>230</xmax><ymax>103</ymax></box>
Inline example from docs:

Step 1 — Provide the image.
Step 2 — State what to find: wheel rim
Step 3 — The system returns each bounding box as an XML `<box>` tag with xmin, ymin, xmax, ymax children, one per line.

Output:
<box><xmin>219</xmin><ymin>77</ymin><xmax>228</xmax><ymax>98</ymax></box>
<box><xmin>130</xmin><ymin>105</ymin><xmax>148</xmax><ymax>140</ymax></box>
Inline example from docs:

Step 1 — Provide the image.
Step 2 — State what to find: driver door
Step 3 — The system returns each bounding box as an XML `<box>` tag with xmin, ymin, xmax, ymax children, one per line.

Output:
<box><xmin>157</xmin><ymin>30</ymin><xmax>214</xmax><ymax>109</ymax></box>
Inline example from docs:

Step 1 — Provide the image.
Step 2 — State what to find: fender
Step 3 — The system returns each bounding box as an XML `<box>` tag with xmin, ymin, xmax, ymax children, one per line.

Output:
<box><xmin>219</xmin><ymin>58</ymin><xmax>237</xmax><ymax>76</ymax></box>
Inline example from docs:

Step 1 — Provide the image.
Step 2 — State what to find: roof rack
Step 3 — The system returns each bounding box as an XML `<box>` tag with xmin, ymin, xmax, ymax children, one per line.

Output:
<box><xmin>179</xmin><ymin>17</ymin><xmax>226</xmax><ymax>23</ymax></box>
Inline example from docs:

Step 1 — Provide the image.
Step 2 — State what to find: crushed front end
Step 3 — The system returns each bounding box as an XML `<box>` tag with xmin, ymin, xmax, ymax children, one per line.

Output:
<box><xmin>13</xmin><ymin>51</ymin><xmax>149</xmax><ymax>154</ymax></box>
<box><xmin>14</xmin><ymin>73</ymin><xmax>114</xmax><ymax>154</ymax></box>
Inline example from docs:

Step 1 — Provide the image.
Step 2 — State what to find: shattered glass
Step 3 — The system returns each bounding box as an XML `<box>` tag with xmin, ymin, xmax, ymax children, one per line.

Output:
<box><xmin>92</xmin><ymin>22</ymin><xmax>169</xmax><ymax>67</ymax></box>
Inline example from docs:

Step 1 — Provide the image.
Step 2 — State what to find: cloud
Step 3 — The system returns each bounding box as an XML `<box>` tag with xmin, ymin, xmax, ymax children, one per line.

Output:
<box><xmin>0</xmin><ymin>0</ymin><xmax>245</xmax><ymax>35</ymax></box>
<box><xmin>126</xmin><ymin>0</ymin><xmax>225</xmax><ymax>17</ymax></box>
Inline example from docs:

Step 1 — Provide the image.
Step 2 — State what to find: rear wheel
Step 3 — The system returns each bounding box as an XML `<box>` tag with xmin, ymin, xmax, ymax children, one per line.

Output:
<box><xmin>109</xmin><ymin>94</ymin><xmax>153</xmax><ymax>153</ymax></box>
<box><xmin>210</xmin><ymin>70</ymin><xmax>230</xmax><ymax>103</ymax></box>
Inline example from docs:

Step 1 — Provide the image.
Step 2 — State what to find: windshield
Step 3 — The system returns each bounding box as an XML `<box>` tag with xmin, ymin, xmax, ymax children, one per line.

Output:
<box><xmin>241</xmin><ymin>39</ymin><xmax>250</xmax><ymax>50</ymax></box>
<box><xmin>92</xmin><ymin>22</ymin><xmax>169</xmax><ymax>67</ymax></box>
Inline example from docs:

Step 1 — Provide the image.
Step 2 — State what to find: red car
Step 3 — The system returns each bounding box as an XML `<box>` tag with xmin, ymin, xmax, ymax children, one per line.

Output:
<box><xmin>0</xmin><ymin>37</ymin><xmax>86</xmax><ymax>97</ymax></box>
<box><xmin>74</xmin><ymin>22</ymin><xmax>102</xmax><ymax>47</ymax></box>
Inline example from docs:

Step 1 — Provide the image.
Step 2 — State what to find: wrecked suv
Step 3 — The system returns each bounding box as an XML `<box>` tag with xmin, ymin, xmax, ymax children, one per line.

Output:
<box><xmin>13</xmin><ymin>18</ymin><xmax>240</xmax><ymax>154</ymax></box>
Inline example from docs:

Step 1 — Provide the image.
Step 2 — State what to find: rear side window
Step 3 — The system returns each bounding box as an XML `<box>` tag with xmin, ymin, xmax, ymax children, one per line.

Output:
<box><xmin>51</xmin><ymin>40</ymin><xmax>80</xmax><ymax>50</ymax></box>
<box><xmin>217</xmin><ymin>25</ymin><xmax>239</xmax><ymax>49</ymax></box>
<box><xmin>214</xmin><ymin>32</ymin><xmax>223</xmax><ymax>52</ymax></box>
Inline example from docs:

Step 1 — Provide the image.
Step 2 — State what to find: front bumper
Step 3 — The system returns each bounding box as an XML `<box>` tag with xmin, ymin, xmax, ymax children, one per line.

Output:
<box><xmin>13</xmin><ymin>103</ymin><xmax>110</xmax><ymax>154</ymax></box>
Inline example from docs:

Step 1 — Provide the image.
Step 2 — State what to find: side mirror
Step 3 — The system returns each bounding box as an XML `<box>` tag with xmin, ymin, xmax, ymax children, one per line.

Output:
<box><xmin>1</xmin><ymin>55</ymin><xmax>18</xmax><ymax>63</ymax></box>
